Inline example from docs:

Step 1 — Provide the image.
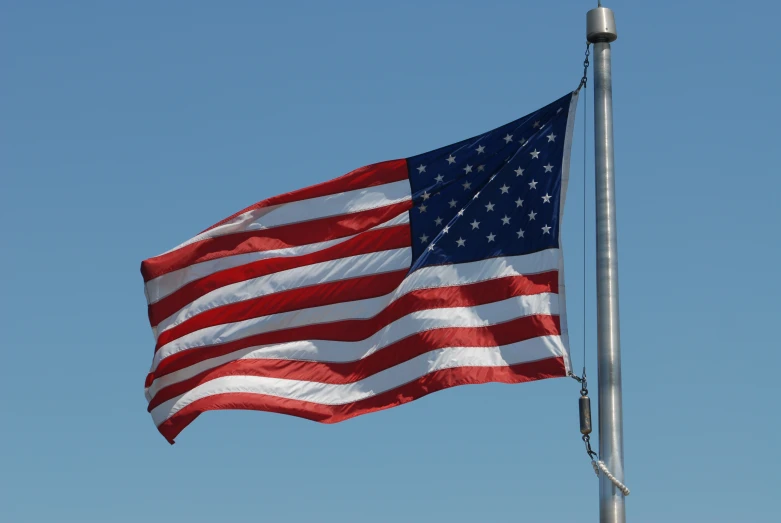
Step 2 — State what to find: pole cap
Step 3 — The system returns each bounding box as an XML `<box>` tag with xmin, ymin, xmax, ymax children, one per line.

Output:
<box><xmin>586</xmin><ymin>7</ymin><xmax>617</xmax><ymax>43</ymax></box>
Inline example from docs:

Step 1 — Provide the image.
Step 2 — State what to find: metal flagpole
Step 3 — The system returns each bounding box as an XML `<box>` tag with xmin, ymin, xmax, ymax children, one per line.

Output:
<box><xmin>586</xmin><ymin>4</ymin><xmax>626</xmax><ymax>523</ymax></box>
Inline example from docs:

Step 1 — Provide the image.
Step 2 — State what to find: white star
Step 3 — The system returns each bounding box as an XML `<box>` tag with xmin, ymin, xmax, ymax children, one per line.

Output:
<box><xmin>514</xmin><ymin>167</ymin><xmax>524</xmax><ymax>176</ymax></box>
<box><xmin>528</xmin><ymin>210</ymin><xmax>537</xmax><ymax>221</ymax></box>
<box><xmin>519</xmin><ymin>137</ymin><xmax>527</xmax><ymax>145</ymax></box>
<box><xmin>476</xmin><ymin>145</ymin><xmax>485</xmax><ymax>154</ymax></box>
<box><xmin>486</xmin><ymin>232</ymin><xmax>496</xmax><ymax>243</ymax></box>
<box><xmin>418</xmin><ymin>204</ymin><xmax>427</xmax><ymax>213</ymax></box>
<box><xmin>501</xmin><ymin>215</ymin><xmax>511</xmax><ymax>225</ymax></box>
<box><xmin>456</xmin><ymin>237</ymin><xmax>466</xmax><ymax>247</ymax></box>
<box><xmin>463</xmin><ymin>164</ymin><xmax>473</xmax><ymax>174</ymax></box>
<box><xmin>542</xmin><ymin>193</ymin><xmax>552</xmax><ymax>203</ymax></box>
<box><xmin>470</xmin><ymin>219</ymin><xmax>480</xmax><ymax>230</ymax></box>
<box><xmin>457</xmin><ymin>208</ymin><xmax>465</xmax><ymax>216</ymax></box>
<box><xmin>547</xmin><ymin>133</ymin><xmax>557</xmax><ymax>142</ymax></box>
<box><xmin>485</xmin><ymin>202</ymin><xmax>495</xmax><ymax>212</ymax></box>
<box><xmin>542</xmin><ymin>225</ymin><xmax>551</xmax><ymax>234</ymax></box>
<box><xmin>421</xmin><ymin>190</ymin><xmax>431</xmax><ymax>200</ymax></box>
<box><xmin>446</xmin><ymin>154</ymin><xmax>456</xmax><ymax>165</ymax></box>
<box><xmin>530</xmin><ymin>149</ymin><xmax>540</xmax><ymax>159</ymax></box>
<box><xmin>442</xmin><ymin>225</ymin><xmax>450</xmax><ymax>234</ymax></box>
<box><xmin>543</xmin><ymin>163</ymin><xmax>554</xmax><ymax>173</ymax></box>
<box><xmin>499</xmin><ymin>184</ymin><xmax>510</xmax><ymax>194</ymax></box>
<box><xmin>516</xmin><ymin>228</ymin><xmax>525</xmax><ymax>238</ymax></box>
<box><xmin>477</xmin><ymin>165</ymin><xmax>485</xmax><ymax>172</ymax></box>
<box><xmin>449</xmin><ymin>199</ymin><xmax>458</xmax><ymax>208</ymax></box>
<box><xmin>533</xmin><ymin>121</ymin><xmax>541</xmax><ymax>128</ymax></box>
<box><xmin>434</xmin><ymin>216</ymin><xmax>443</xmax><ymax>226</ymax></box>
<box><xmin>528</xmin><ymin>179</ymin><xmax>538</xmax><ymax>189</ymax></box>
<box><xmin>503</xmin><ymin>133</ymin><xmax>514</xmax><ymax>143</ymax></box>
<box><xmin>515</xmin><ymin>198</ymin><xmax>524</xmax><ymax>207</ymax></box>
<box><xmin>462</xmin><ymin>180</ymin><xmax>472</xmax><ymax>190</ymax></box>
<box><xmin>417</xmin><ymin>164</ymin><xmax>426</xmax><ymax>174</ymax></box>
<box><xmin>419</xmin><ymin>234</ymin><xmax>429</xmax><ymax>243</ymax></box>
<box><xmin>428</xmin><ymin>243</ymin><xmax>436</xmax><ymax>251</ymax></box>
<box><xmin>434</xmin><ymin>174</ymin><xmax>444</xmax><ymax>183</ymax></box>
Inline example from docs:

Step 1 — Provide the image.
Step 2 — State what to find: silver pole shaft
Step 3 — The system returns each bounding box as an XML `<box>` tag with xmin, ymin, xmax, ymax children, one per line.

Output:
<box><xmin>590</xmin><ymin>14</ymin><xmax>626</xmax><ymax>523</ymax></box>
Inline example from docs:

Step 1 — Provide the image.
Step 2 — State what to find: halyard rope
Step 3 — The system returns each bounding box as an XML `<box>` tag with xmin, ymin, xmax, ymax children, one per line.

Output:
<box><xmin>573</xmin><ymin>41</ymin><xmax>630</xmax><ymax>498</ymax></box>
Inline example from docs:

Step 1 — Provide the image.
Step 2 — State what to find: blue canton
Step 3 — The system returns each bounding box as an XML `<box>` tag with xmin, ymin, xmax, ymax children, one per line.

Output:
<box><xmin>406</xmin><ymin>92</ymin><xmax>575</xmax><ymax>271</ymax></box>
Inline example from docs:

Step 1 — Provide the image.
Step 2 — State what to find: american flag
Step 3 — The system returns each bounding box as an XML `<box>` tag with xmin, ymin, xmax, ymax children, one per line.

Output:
<box><xmin>142</xmin><ymin>92</ymin><xmax>577</xmax><ymax>443</ymax></box>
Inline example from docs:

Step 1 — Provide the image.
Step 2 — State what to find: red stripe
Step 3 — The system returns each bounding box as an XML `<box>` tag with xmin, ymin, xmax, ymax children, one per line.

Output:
<box><xmin>154</xmin><ymin>269</ymin><xmax>411</xmax><ymax>352</ymax></box>
<box><xmin>147</xmin><ymin>314</ymin><xmax>561</xmax><ymax>411</ymax></box>
<box><xmin>148</xmin><ymin>224</ymin><xmax>411</xmax><ymax>327</ymax></box>
<box><xmin>141</xmin><ymin>200</ymin><xmax>412</xmax><ymax>282</ymax></box>
<box><xmin>156</xmin><ymin>356</ymin><xmax>567</xmax><ymax>444</ymax></box>
<box><xmin>149</xmin><ymin>272</ymin><xmax>559</xmax><ymax>383</ymax></box>
<box><xmin>203</xmin><ymin>159</ymin><xmax>408</xmax><ymax>234</ymax></box>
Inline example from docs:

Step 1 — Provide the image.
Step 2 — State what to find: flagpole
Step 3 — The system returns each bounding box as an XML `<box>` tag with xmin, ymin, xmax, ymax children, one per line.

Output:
<box><xmin>587</xmin><ymin>5</ymin><xmax>626</xmax><ymax>523</ymax></box>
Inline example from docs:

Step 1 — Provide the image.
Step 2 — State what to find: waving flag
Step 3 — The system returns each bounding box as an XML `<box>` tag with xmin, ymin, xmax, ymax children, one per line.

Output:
<box><xmin>141</xmin><ymin>92</ymin><xmax>578</xmax><ymax>443</ymax></box>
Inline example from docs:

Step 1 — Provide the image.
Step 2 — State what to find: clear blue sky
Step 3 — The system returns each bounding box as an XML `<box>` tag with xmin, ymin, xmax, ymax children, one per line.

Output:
<box><xmin>2</xmin><ymin>1</ymin><xmax>779</xmax><ymax>522</ymax></box>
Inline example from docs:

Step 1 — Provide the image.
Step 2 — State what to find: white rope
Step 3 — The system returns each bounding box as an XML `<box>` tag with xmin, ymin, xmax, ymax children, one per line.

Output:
<box><xmin>592</xmin><ymin>460</ymin><xmax>630</xmax><ymax>496</ymax></box>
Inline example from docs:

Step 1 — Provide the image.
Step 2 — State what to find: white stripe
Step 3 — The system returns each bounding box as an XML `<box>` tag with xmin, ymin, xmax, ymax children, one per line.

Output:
<box><xmin>155</xmin><ymin>247</ymin><xmax>412</xmax><ymax>336</ymax></box>
<box><xmin>397</xmin><ymin>248</ymin><xmax>560</xmax><ymax>296</ymax></box>
<box><xmin>152</xmin><ymin>249</ymin><xmax>561</xmax><ymax>371</ymax></box>
<box><xmin>151</xmin><ymin>335</ymin><xmax>566</xmax><ymax>425</ymax></box>
<box><xmin>147</xmin><ymin>293</ymin><xmax>560</xmax><ymax>399</ymax></box>
<box><xmin>164</xmin><ymin>180</ymin><xmax>411</xmax><ymax>254</ymax></box>
<box><xmin>145</xmin><ymin>213</ymin><xmax>410</xmax><ymax>305</ymax></box>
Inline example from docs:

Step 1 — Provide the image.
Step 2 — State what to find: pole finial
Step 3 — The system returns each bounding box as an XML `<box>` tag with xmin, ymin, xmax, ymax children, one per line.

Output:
<box><xmin>586</xmin><ymin>6</ymin><xmax>617</xmax><ymax>43</ymax></box>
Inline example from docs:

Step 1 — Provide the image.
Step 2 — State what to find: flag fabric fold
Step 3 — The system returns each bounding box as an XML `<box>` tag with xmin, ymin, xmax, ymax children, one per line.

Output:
<box><xmin>141</xmin><ymin>92</ymin><xmax>578</xmax><ymax>443</ymax></box>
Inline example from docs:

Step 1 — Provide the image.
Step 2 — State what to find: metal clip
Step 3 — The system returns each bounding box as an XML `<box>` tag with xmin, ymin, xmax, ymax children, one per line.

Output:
<box><xmin>577</xmin><ymin>43</ymin><xmax>591</xmax><ymax>92</ymax></box>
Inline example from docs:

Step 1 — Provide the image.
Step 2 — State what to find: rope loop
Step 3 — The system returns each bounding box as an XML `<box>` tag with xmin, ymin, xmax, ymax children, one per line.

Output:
<box><xmin>593</xmin><ymin>460</ymin><xmax>631</xmax><ymax>497</ymax></box>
